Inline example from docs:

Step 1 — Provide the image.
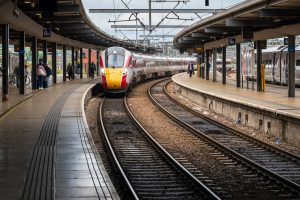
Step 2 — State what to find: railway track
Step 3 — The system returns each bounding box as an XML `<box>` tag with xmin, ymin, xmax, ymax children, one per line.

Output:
<box><xmin>99</xmin><ymin>96</ymin><xmax>220</xmax><ymax>200</ymax></box>
<box><xmin>148</xmin><ymin>79</ymin><xmax>300</xmax><ymax>199</ymax></box>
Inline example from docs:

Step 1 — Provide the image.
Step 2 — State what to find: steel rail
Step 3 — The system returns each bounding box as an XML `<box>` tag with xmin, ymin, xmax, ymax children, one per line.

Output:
<box><xmin>99</xmin><ymin>97</ymin><xmax>139</xmax><ymax>200</ymax></box>
<box><xmin>148</xmin><ymin>79</ymin><xmax>300</xmax><ymax>193</ymax></box>
<box><xmin>124</xmin><ymin>96</ymin><xmax>221</xmax><ymax>200</ymax></box>
<box><xmin>163</xmin><ymin>80</ymin><xmax>300</xmax><ymax>162</ymax></box>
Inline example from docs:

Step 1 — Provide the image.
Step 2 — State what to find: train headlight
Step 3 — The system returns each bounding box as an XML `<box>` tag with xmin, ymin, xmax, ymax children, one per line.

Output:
<box><xmin>100</xmin><ymin>68</ymin><xmax>105</xmax><ymax>75</ymax></box>
<box><xmin>123</xmin><ymin>67</ymin><xmax>128</xmax><ymax>75</ymax></box>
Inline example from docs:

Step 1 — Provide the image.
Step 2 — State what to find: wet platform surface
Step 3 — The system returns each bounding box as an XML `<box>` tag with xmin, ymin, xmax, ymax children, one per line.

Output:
<box><xmin>0</xmin><ymin>78</ymin><xmax>119</xmax><ymax>200</ymax></box>
<box><xmin>173</xmin><ymin>72</ymin><xmax>300</xmax><ymax>118</ymax></box>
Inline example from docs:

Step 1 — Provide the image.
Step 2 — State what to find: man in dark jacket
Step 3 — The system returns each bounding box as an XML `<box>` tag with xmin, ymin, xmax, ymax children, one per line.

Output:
<box><xmin>187</xmin><ymin>62</ymin><xmax>194</xmax><ymax>77</ymax></box>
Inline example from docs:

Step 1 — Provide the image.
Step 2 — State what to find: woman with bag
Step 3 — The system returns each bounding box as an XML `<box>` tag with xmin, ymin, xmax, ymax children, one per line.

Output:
<box><xmin>37</xmin><ymin>62</ymin><xmax>46</xmax><ymax>89</ymax></box>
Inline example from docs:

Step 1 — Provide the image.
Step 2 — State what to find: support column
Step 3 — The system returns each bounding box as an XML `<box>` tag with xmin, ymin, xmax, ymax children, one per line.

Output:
<box><xmin>2</xmin><ymin>24</ymin><xmax>9</xmax><ymax>101</ymax></box>
<box><xmin>96</xmin><ymin>50</ymin><xmax>100</xmax><ymax>76</ymax></box>
<box><xmin>212</xmin><ymin>48</ymin><xmax>217</xmax><ymax>82</ymax></box>
<box><xmin>52</xmin><ymin>43</ymin><xmax>57</xmax><ymax>84</ymax></box>
<box><xmin>88</xmin><ymin>49</ymin><xmax>91</xmax><ymax>77</ymax></box>
<box><xmin>63</xmin><ymin>45</ymin><xmax>66</xmax><ymax>82</ymax></box>
<box><xmin>236</xmin><ymin>43</ymin><xmax>241</xmax><ymax>88</ymax></box>
<box><xmin>80</xmin><ymin>48</ymin><xmax>83</xmax><ymax>79</ymax></box>
<box><xmin>256</xmin><ymin>41</ymin><xmax>262</xmax><ymax>91</ymax></box>
<box><xmin>75</xmin><ymin>49</ymin><xmax>78</xmax><ymax>63</ymax></box>
<box><xmin>288</xmin><ymin>35</ymin><xmax>295</xmax><ymax>97</ymax></box>
<box><xmin>19</xmin><ymin>31</ymin><xmax>25</xmax><ymax>94</ymax></box>
<box><xmin>201</xmin><ymin>51</ymin><xmax>205</xmax><ymax>79</ymax></box>
<box><xmin>222</xmin><ymin>46</ymin><xmax>226</xmax><ymax>84</ymax></box>
<box><xmin>31</xmin><ymin>36</ymin><xmax>37</xmax><ymax>90</ymax></box>
<box><xmin>43</xmin><ymin>40</ymin><xmax>47</xmax><ymax>64</ymax></box>
<box><xmin>71</xmin><ymin>46</ymin><xmax>75</xmax><ymax>72</ymax></box>
<box><xmin>206</xmin><ymin>50</ymin><xmax>210</xmax><ymax>80</ymax></box>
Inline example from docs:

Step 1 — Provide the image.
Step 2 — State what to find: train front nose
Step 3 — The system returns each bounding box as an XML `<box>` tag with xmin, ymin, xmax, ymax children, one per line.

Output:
<box><xmin>105</xmin><ymin>68</ymin><xmax>123</xmax><ymax>90</ymax></box>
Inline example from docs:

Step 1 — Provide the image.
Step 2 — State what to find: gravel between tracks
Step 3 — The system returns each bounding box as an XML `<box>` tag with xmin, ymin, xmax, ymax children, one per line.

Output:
<box><xmin>85</xmin><ymin>97</ymin><xmax>130</xmax><ymax>200</ymax></box>
<box><xmin>165</xmin><ymin>82</ymin><xmax>300</xmax><ymax>156</ymax></box>
<box><xmin>127</xmin><ymin>80</ymin><xmax>291</xmax><ymax>200</ymax></box>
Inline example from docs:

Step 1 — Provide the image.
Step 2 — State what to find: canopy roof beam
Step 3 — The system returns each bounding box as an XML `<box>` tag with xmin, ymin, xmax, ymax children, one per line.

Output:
<box><xmin>90</xmin><ymin>9</ymin><xmax>224</xmax><ymax>13</ymax></box>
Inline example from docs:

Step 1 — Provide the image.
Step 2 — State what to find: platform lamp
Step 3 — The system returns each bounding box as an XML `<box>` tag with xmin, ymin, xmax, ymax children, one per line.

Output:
<box><xmin>205</xmin><ymin>0</ymin><xmax>209</xmax><ymax>6</ymax></box>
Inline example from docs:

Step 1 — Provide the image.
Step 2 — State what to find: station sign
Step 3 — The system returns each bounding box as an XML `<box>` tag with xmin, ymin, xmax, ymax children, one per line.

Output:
<box><xmin>43</xmin><ymin>29</ymin><xmax>51</xmax><ymax>37</ymax></box>
<box><xmin>284</xmin><ymin>37</ymin><xmax>288</xmax><ymax>45</ymax></box>
<box><xmin>261</xmin><ymin>40</ymin><xmax>267</xmax><ymax>49</ymax></box>
<box><xmin>254</xmin><ymin>40</ymin><xmax>267</xmax><ymax>49</ymax></box>
<box><xmin>228</xmin><ymin>37</ymin><xmax>236</xmax><ymax>46</ymax></box>
<box><xmin>179</xmin><ymin>48</ymin><xmax>186</xmax><ymax>54</ymax></box>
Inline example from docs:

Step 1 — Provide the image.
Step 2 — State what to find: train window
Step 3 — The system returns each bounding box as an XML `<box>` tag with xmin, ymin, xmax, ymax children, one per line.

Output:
<box><xmin>296</xmin><ymin>59</ymin><xmax>300</xmax><ymax>66</ymax></box>
<box><xmin>106</xmin><ymin>54</ymin><xmax>124</xmax><ymax>68</ymax></box>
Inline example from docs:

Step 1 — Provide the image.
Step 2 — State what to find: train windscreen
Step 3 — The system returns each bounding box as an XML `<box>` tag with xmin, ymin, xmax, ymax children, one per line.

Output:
<box><xmin>106</xmin><ymin>54</ymin><xmax>124</xmax><ymax>68</ymax></box>
<box><xmin>106</xmin><ymin>47</ymin><xmax>125</xmax><ymax>68</ymax></box>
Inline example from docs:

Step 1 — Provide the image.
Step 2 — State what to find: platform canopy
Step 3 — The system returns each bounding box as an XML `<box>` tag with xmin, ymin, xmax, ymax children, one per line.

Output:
<box><xmin>173</xmin><ymin>0</ymin><xmax>300</xmax><ymax>50</ymax></box>
<box><xmin>16</xmin><ymin>0</ymin><xmax>155</xmax><ymax>52</ymax></box>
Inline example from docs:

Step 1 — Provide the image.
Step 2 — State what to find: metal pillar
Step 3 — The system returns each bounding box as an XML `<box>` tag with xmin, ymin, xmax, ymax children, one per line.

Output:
<box><xmin>222</xmin><ymin>46</ymin><xmax>226</xmax><ymax>84</ymax></box>
<box><xmin>2</xmin><ymin>24</ymin><xmax>9</xmax><ymax>101</ymax></box>
<box><xmin>31</xmin><ymin>36</ymin><xmax>37</xmax><ymax>90</ymax></box>
<box><xmin>206</xmin><ymin>50</ymin><xmax>210</xmax><ymax>80</ymax></box>
<box><xmin>75</xmin><ymin>49</ymin><xmax>78</xmax><ymax>63</ymax></box>
<box><xmin>88</xmin><ymin>49</ymin><xmax>91</xmax><ymax>77</ymax></box>
<box><xmin>201</xmin><ymin>51</ymin><xmax>205</xmax><ymax>79</ymax></box>
<box><xmin>288</xmin><ymin>35</ymin><xmax>295</xmax><ymax>97</ymax></box>
<box><xmin>63</xmin><ymin>45</ymin><xmax>66</xmax><ymax>82</ymax></box>
<box><xmin>19</xmin><ymin>31</ymin><xmax>25</xmax><ymax>94</ymax></box>
<box><xmin>43</xmin><ymin>40</ymin><xmax>47</xmax><ymax>64</ymax></box>
<box><xmin>212</xmin><ymin>49</ymin><xmax>217</xmax><ymax>82</ymax></box>
<box><xmin>96</xmin><ymin>50</ymin><xmax>100</xmax><ymax>76</ymax></box>
<box><xmin>149</xmin><ymin>0</ymin><xmax>152</xmax><ymax>32</ymax></box>
<box><xmin>71</xmin><ymin>46</ymin><xmax>75</xmax><ymax>73</ymax></box>
<box><xmin>256</xmin><ymin>41</ymin><xmax>262</xmax><ymax>91</ymax></box>
<box><xmin>52</xmin><ymin>43</ymin><xmax>57</xmax><ymax>84</ymax></box>
<box><xmin>80</xmin><ymin>48</ymin><xmax>83</xmax><ymax>79</ymax></box>
<box><xmin>236</xmin><ymin>43</ymin><xmax>241</xmax><ymax>88</ymax></box>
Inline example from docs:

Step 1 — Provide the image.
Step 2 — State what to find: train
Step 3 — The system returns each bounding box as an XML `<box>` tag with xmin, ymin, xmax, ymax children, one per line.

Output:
<box><xmin>99</xmin><ymin>46</ymin><xmax>196</xmax><ymax>93</ymax></box>
<box><xmin>241</xmin><ymin>45</ymin><xmax>300</xmax><ymax>85</ymax></box>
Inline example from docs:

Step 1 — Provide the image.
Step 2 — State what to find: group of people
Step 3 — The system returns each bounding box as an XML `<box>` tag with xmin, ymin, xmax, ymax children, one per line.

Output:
<box><xmin>11</xmin><ymin>60</ymin><xmax>97</xmax><ymax>89</ymax></box>
<box><xmin>36</xmin><ymin>62</ymin><xmax>52</xmax><ymax>89</ymax></box>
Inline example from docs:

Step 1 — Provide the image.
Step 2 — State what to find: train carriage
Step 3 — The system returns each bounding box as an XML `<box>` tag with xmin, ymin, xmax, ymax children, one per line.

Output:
<box><xmin>99</xmin><ymin>46</ymin><xmax>196</xmax><ymax>93</ymax></box>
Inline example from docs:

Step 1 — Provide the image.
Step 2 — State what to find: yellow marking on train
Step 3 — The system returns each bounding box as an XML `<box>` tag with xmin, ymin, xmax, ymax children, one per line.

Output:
<box><xmin>105</xmin><ymin>68</ymin><xmax>123</xmax><ymax>89</ymax></box>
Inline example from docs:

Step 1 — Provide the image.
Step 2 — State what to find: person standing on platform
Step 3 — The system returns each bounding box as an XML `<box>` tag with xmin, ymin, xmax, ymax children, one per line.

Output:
<box><xmin>13</xmin><ymin>64</ymin><xmax>19</xmax><ymax>88</ymax></box>
<box><xmin>187</xmin><ymin>61</ymin><xmax>195</xmax><ymax>77</ymax></box>
<box><xmin>75</xmin><ymin>62</ymin><xmax>81</xmax><ymax>75</ymax></box>
<box><xmin>67</xmin><ymin>63</ymin><xmax>74</xmax><ymax>81</ymax></box>
<box><xmin>36</xmin><ymin>62</ymin><xmax>46</xmax><ymax>89</ymax></box>
<box><xmin>44</xmin><ymin>64</ymin><xmax>52</xmax><ymax>88</ymax></box>
<box><xmin>89</xmin><ymin>61</ymin><xmax>95</xmax><ymax>78</ymax></box>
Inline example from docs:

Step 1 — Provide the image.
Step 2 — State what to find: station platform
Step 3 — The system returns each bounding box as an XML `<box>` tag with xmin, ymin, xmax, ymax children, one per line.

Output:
<box><xmin>0</xmin><ymin>77</ymin><xmax>119</xmax><ymax>199</ymax></box>
<box><xmin>172</xmin><ymin>72</ymin><xmax>300</xmax><ymax>147</ymax></box>
<box><xmin>0</xmin><ymin>74</ymin><xmax>65</xmax><ymax>117</ymax></box>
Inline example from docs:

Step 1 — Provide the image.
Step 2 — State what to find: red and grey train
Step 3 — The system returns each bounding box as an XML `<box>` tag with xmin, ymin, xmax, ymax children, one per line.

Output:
<box><xmin>99</xmin><ymin>46</ymin><xmax>196</xmax><ymax>93</ymax></box>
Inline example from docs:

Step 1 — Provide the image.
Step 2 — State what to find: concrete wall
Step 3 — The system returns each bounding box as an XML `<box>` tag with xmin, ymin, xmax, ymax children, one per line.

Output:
<box><xmin>174</xmin><ymin>83</ymin><xmax>300</xmax><ymax>148</ymax></box>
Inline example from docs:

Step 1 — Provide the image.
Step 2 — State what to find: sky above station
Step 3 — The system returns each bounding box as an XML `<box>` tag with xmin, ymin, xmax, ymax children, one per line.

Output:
<box><xmin>83</xmin><ymin>0</ymin><xmax>246</xmax><ymax>46</ymax></box>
